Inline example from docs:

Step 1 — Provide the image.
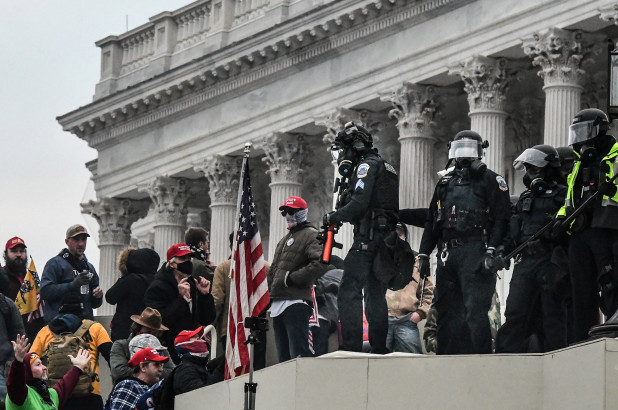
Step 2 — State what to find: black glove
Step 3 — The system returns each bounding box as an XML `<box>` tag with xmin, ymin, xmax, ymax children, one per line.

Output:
<box><xmin>71</xmin><ymin>273</ymin><xmax>90</xmax><ymax>289</ymax></box>
<box><xmin>482</xmin><ymin>248</ymin><xmax>497</xmax><ymax>274</ymax></box>
<box><xmin>598</xmin><ymin>179</ymin><xmax>617</xmax><ymax>197</ymax></box>
<box><xmin>417</xmin><ymin>254</ymin><xmax>430</xmax><ymax>279</ymax></box>
<box><xmin>495</xmin><ymin>246</ymin><xmax>511</xmax><ymax>271</ymax></box>
<box><xmin>323</xmin><ymin>211</ymin><xmax>338</xmax><ymax>227</ymax></box>
<box><xmin>550</xmin><ymin>215</ymin><xmax>567</xmax><ymax>240</ymax></box>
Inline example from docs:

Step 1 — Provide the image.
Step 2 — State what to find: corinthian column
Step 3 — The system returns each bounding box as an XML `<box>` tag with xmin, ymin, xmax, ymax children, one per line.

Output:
<box><xmin>196</xmin><ymin>156</ymin><xmax>243</xmax><ymax>264</ymax></box>
<box><xmin>523</xmin><ymin>28</ymin><xmax>591</xmax><ymax>148</ymax></box>
<box><xmin>81</xmin><ymin>198</ymin><xmax>149</xmax><ymax>315</ymax></box>
<box><xmin>140</xmin><ymin>177</ymin><xmax>195</xmax><ymax>260</ymax></box>
<box><xmin>259</xmin><ymin>133</ymin><xmax>307</xmax><ymax>261</ymax></box>
<box><xmin>450</xmin><ymin>55</ymin><xmax>511</xmax><ymax>176</ymax></box>
<box><xmin>381</xmin><ymin>83</ymin><xmax>438</xmax><ymax>250</ymax></box>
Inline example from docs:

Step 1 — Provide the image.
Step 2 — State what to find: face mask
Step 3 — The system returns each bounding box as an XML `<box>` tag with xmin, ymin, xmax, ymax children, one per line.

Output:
<box><xmin>176</xmin><ymin>260</ymin><xmax>193</xmax><ymax>276</ymax></box>
<box><xmin>175</xmin><ymin>339</ymin><xmax>210</xmax><ymax>358</ymax></box>
<box><xmin>579</xmin><ymin>144</ymin><xmax>597</xmax><ymax>163</ymax></box>
<box><xmin>337</xmin><ymin>148</ymin><xmax>356</xmax><ymax>178</ymax></box>
<box><xmin>523</xmin><ymin>169</ymin><xmax>548</xmax><ymax>194</ymax></box>
<box><xmin>285</xmin><ymin>208</ymin><xmax>308</xmax><ymax>228</ymax></box>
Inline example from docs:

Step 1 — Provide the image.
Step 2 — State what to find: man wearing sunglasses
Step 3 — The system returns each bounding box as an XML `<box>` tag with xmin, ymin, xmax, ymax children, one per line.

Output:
<box><xmin>267</xmin><ymin>196</ymin><xmax>327</xmax><ymax>362</ymax></box>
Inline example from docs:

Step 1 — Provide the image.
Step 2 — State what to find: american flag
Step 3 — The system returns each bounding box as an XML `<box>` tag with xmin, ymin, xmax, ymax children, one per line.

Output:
<box><xmin>225</xmin><ymin>157</ymin><xmax>270</xmax><ymax>379</ymax></box>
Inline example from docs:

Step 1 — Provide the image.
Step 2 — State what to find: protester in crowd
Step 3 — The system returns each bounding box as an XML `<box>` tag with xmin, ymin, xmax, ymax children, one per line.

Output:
<box><xmin>106</xmin><ymin>248</ymin><xmax>160</xmax><ymax>341</ymax></box>
<box><xmin>212</xmin><ymin>233</ymin><xmax>270</xmax><ymax>369</ymax></box>
<box><xmin>184</xmin><ymin>228</ymin><xmax>215</xmax><ymax>284</ymax></box>
<box><xmin>311</xmin><ymin>256</ymin><xmax>343</xmax><ymax>357</ymax></box>
<box><xmin>0</xmin><ymin>294</ymin><xmax>24</xmax><ymax>407</ymax></box>
<box><xmin>104</xmin><ymin>347</ymin><xmax>168</xmax><ymax>410</ymax></box>
<box><xmin>268</xmin><ymin>196</ymin><xmax>328</xmax><ymax>362</ymax></box>
<box><xmin>5</xmin><ymin>334</ymin><xmax>91</xmax><ymax>410</ymax></box>
<box><xmin>0</xmin><ymin>237</ymin><xmax>46</xmax><ymax>341</ymax></box>
<box><xmin>153</xmin><ymin>327</ymin><xmax>224</xmax><ymax>410</ymax></box>
<box><xmin>144</xmin><ymin>243</ymin><xmax>216</xmax><ymax>364</ymax></box>
<box><xmin>40</xmin><ymin>224</ymin><xmax>102</xmax><ymax>322</ymax></box>
<box><xmin>385</xmin><ymin>223</ymin><xmax>434</xmax><ymax>354</ymax></box>
<box><xmin>110</xmin><ymin>308</ymin><xmax>174</xmax><ymax>385</ymax></box>
<box><xmin>29</xmin><ymin>292</ymin><xmax>111</xmax><ymax>410</ymax></box>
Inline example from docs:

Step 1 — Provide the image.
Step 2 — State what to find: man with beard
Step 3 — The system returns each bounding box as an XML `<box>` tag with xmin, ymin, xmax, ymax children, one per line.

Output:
<box><xmin>40</xmin><ymin>225</ymin><xmax>103</xmax><ymax>322</ymax></box>
<box><xmin>0</xmin><ymin>237</ymin><xmax>45</xmax><ymax>340</ymax></box>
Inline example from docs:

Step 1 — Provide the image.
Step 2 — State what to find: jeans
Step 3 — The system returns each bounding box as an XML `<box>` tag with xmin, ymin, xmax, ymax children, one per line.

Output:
<box><xmin>311</xmin><ymin>318</ymin><xmax>331</xmax><ymax>357</ymax></box>
<box><xmin>272</xmin><ymin>303</ymin><xmax>312</xmax><ymax>362</ymax></box>
<box><xmin>0</xmin><ymin>371</ymin><xmax>6</xmax><ymax>402</ymax></box>
<box><xmin>386</xmin><ymin>313</ymin><xmax>422</xmax><ymax>354</ymax></box>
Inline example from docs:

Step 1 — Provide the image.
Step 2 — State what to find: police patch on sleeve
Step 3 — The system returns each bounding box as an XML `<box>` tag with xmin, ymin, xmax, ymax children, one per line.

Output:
<box><xmin>496</xmin><ymin>175</ymin><xmax>508</xmax><ymax>191</ymax></box>
<box><xmin>384</xmin><ymin>162</ymin><xmax>398</xmax><ymax>176</ymax></box>
<box><xmin>357</xmin><ymin>163</ymin><xmax>370</xmax><ymax>178</ymax></box>
<box><xmin>355</xmin><ymin>179</ymin><xmax>365</xmax><ymax>190</ymax></box>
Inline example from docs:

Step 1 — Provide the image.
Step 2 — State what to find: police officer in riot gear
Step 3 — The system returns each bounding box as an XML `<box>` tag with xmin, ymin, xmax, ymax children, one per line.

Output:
<box><xmin>554</xmin><ymin>108</ymin><xmax>618</xmax><ymax>342</ymax></box>
<box><xmin>556</xmin><ymin>146</ymin><xmax>576</xmax><ymax>183</ymax></box>
<box><xmin>324</xmin><ymin>122</ymin><xmax>399</xmax><ymax>353</ymax></box>
<box><xmin>418</xmin><ymin>130</ymin><xmax>510</xmax><ymax>354</ymax></box>
<box><xmin>495</xmin><ymin>145</ymin><xmax>567</xmax><ymax>353</ymax></box>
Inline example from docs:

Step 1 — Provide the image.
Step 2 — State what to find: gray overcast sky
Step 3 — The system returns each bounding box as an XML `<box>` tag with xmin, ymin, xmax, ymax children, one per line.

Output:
<box><xmin>0</xmin><ymin>1</ymin><xmax>190</xmax><ymax>271</ymax></box>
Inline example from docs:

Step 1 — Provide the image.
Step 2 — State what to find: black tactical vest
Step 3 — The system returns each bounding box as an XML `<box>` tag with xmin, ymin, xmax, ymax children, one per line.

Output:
<box><xmin>436</xmin><ymin>167</ymin><xmax>490</xmax><ymax>234</ymax></box>
<box><xmin>516</xmin><ymin>185</ymin><xmax>566</xmax><ymax>242</ymax></box>
<box><xmin>370</xmin><ymin>157</ymin><xmax>399</xmax><ymax>211</ymax></box>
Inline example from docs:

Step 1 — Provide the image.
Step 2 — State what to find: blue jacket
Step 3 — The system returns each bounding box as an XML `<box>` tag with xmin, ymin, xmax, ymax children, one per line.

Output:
<box><xmin>40</xmin><ymin>253</ymin><xmax>102</xmax><ymax>322</ymax></box>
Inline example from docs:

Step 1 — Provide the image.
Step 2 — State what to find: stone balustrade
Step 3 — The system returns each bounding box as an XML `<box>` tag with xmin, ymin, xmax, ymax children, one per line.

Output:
<box><xmin>94</xmin><ymin>0</ymin><xmax>339</xmax><ymax>100</ymax></box>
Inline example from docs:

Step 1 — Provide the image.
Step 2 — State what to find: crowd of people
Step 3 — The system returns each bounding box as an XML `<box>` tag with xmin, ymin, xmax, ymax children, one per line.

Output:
<box><xmin>0</xmin><ymin>107</ymin><xmax>617</xmax><ymax>408</ymax></box>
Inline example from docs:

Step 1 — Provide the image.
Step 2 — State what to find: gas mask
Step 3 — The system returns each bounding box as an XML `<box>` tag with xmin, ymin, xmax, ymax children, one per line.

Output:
<box><xmin>455</xmin><ymin>158</ymin><xmax>486</xmax><ymax>177</ymax></box>
<box><xmin>523</xmin><ymin>168</ymin><xmax>549</xmax><ymax>195</ymax></box>
<box><xmin>331</xmin><ymin>144</ymin><xmax>359</xmax><ymax>178</ymax></box>
<box><xmin>578</xmin><ymin>144</ymin><xmax>597</xmax><ymax>163</ymax></box>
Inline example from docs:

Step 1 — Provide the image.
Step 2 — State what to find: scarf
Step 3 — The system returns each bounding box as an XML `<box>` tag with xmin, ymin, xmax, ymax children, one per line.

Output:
<box><xmin>286</xmin><ymin>208</ymin><xmax>308</xmax><ymax>229</ymax></box>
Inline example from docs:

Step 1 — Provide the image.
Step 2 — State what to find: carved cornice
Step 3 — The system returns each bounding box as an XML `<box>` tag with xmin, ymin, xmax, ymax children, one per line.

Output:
<box><xmin>139</xmin><ymin>176</ymin><xmax>196</xmax><ymax>226</ymax></box>
<box><xmin>599</xmin><ymin>4</ymin><xmax>618</xmax><ymax>25</ymax></box>
<box><xmin>449</xmin><ymin>55</ymin><xmax>511</xmax><ymax>112</ymax></box>
<box><xmin>314</xmin><ymin>108</ymin><xmax>385</xmax><ymax>146</ymax></box>
<box><xmin>259</xmin><ymin>133</ymin><xmax>307</xmax><ymax>184</ymax></box>
<box><xmin>58</xmin><ymin>0</ymin><xmax>462</xmax><ymax>148</ymax></box>
<box><xmin>81</xmin><ymin>198</ymin><xmax>150</xmax><ymax>245</ymax></box>
<box><xmin>522</xmin><ymin>27</ymin><xmax>597</xmax><ymax>87</ymax></box>
<box><xmin>380</xmin><ymin>82</ymin><xmax>439</xmax><ymax>141</ymax></box>
<box><xmin>195</xmin><ymin>155</ymin><xmax>243</xmax><ymax>205</ymax></box>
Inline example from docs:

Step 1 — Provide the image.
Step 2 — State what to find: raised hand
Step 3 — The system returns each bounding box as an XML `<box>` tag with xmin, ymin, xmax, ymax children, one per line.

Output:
<box><xmin>11</xmin><ymin>334</ymin><xmax>31</xmax><ymax>363</ymax></box>
<box><xmin>68</xmin><ymin>348</ymin><xmax>92</xmax><ymax>371</ymax></box>
<box><xmin>196</xmin><ymin>276</ymin><xmax>211</xmax><ymax>295</ymax></box>
<box><xmin>178</xmin><ymin>277</ymin><xmax>191</xmax><ymax>298</ymax></box>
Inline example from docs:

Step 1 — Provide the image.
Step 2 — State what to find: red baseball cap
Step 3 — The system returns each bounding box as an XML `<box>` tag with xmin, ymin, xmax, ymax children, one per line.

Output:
<box><xmin>5</xmin><ymin>237</ymin><xmax>26</xmax><ymax>250</ymax></box>
<box><xmin>166</xmin><ymin>243</ymin><xmax>193</xmax><ymax>262</ymax></box>
<box><xmin>128</xmin><ymin>347</ymin><xmax>169</xmax><ymax>367</ymax></box>
<box><xmin>174</xmin><ymin>326</ymin><xmax>204</xmax><ymax>345</ymax></box>
<box><xmin>278</xmin><ymin>196</ymin><xmax>307</xmax><ymax>211</ymax></box>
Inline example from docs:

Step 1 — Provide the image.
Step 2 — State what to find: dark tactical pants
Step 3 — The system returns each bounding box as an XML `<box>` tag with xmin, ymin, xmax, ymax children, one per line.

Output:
<box><xmin>338</xmin><ymin>231</ymin><xmax>389</xmax><ymax>353</ymax></box>
<box><xmin>435</xmin><ymin>240</ymin><xmax>496</xmax><ymax>354</ymax></box>
<box><xmin>569</xmin><ymin>228</ymin><xmax>618</xmax><ymax>343</ymax></box>
<box><xmin>495</xmin><ymin>253</ymin><xmax>567</xmax><ymax>353</ymax></box>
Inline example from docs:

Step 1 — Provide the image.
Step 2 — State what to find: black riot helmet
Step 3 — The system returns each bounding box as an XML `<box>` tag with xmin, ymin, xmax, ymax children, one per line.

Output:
<box><xmin>556</xmin><ymin>146</ymin><xmax>576</xmax><ymax>174</ymax></box>
<box><xmin>448</xmin><ymin>130</ymin><xmax>488</xmax><ymax>160</ymax></box>
<box><xmin>331</xmin><ymin>122</ymin><xmax>373</xmax><ymax>178</ymax></box>
<box><xmin>513</xmin><ymin>144</ymin><xmax>560</xmax><ymax>194</ymax></box>
<box><xmin>569</xmin><ymin>108</ymin><xmax>610</xmax><ymax>146</ymax></box>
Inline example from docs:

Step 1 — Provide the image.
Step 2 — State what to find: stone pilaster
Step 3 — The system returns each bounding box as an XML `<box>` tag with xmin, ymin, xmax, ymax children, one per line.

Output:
<box><xmin>381</xmin><ymin>82</ymin><xmax>438</xmax><ymax>250</ymax></box>
<box><xmin>259</xmin><ymin>133</ymin><xmax>307</xmax><ymax>261</ymax></box>
<box><xmin>523</xmin><ymin>28</ymin><xmax>591</xmax><ymax>148</ymax></box>
<box><xmin>81</xmin><ymin>198</ymin><xmax>149</xmax><ymax>316</ymax></box>
<box><xmin>140</xmin><ymin>177</ymin><xmax>195</xmax><ymax>260</ymax></box>
<box><xmin>196</xmin><ymin>156</ymin><xmax>243</xmax><ymax>264</ymax></box>
<box><xmin>450</xmin><ymin>55</ymin><xmax>511</xmax><ymax>177</ymax></box>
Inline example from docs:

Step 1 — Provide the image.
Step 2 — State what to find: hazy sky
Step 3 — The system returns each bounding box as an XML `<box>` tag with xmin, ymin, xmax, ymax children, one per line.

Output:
<box><xmin>0</xmin><ymin>1</ymin><xmax>190</xmax><ymax>271</ymax></box>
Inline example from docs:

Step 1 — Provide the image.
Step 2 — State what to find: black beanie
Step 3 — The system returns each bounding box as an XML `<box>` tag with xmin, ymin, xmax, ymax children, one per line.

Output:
<box><xmin>59</xmin><ymin>291</ymin><xmax>84</xmax><ymax>315</ymax></box>
<box><xmin>126</xmin><ymin>248</ymin><xmax>160</xmax><ymax>275</ymax></box>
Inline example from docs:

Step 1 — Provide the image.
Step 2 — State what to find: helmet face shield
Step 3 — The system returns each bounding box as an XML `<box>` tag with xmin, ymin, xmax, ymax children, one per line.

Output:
<box><xmin>568</xmin><ymin>120</ymin><xmax>598</xmax><ymax>145</ymax></box>
<box><xmin>448</xmin><ymin>139</ymin><xmax>481</xmax><ymax>160</ymax></box>
<box><xmin>513</xmin><ymin>148</ymin><xmax>553</xmax><ymax>171</ymax></box>
<box><xmin>330</xmin><ymin>145</ymin><xmax>343</xmax><ymax>161</ymax></box>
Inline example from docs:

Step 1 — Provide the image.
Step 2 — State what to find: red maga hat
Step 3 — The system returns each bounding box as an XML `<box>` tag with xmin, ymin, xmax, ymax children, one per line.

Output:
<box><xmin>5</xmin><ymin>237</ymin><xmax>26</xmax><ymax>250</ymax></box>
<box><xmin>166</xmin><ymin>243</ymin><xmax>193</xmax><ymax>262</ymax></box>
<box><xmin>128</xmin><ymin>347</ymin><xmax>169</xmax><ymax>367</ymax></box>
<box><xmin>278</xmin><ymin>196</ymin><xmax>307</xmax><ymax>211</ymax></box>
<box><xmin>174</xmin><ymin>326</ymin><xmax>204</xmax><ymax>345</ymax></box>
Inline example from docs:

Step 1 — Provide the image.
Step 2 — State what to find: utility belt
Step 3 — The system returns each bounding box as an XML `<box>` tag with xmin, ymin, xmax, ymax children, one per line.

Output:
<box><xmin>441</xmin><ymin>235</ymin><xmax>485</xmax><ymax>250</ymax></box>
<box><xmin>354</xmin><ymin>209</ymin><xmax>398</xmax><ymax>238</ymax></box>
<box><xmin>436</xmin><ymin>207</ymin><xmax>489</xmax><ymax>233</ymax></box>
<box><xmin>350</xmin><ymin>242</ymin><xmax>377</xmax><ymax>252</ymax></box>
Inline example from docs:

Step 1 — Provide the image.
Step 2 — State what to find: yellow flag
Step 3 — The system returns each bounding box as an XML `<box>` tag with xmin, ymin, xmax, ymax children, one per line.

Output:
<box><xmin>14</xmin><ymin>257</ymin><xmax>42</xmax><ymax>316</ymax></box>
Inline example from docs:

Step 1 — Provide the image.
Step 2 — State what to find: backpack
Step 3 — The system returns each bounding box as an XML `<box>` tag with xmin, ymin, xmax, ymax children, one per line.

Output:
<box><xmin>42</xmin><ymin>319</ymin><xmax>95</xmax><ymax>396</ymax></box>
